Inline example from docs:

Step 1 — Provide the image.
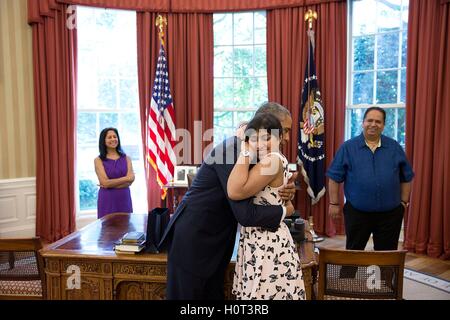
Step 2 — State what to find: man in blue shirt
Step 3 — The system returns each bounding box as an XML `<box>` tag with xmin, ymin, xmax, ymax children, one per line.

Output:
<box><xmin>327</xmin><ymin>107</ymin><xmax>414</xmax><ymax>251</ymax></box>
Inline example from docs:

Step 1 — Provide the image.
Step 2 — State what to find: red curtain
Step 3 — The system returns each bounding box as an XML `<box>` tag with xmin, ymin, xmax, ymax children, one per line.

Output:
<box><xmin>55</xmin><ymin>0</ymin><xmax>341</xmax><ymax>12</ymax></box>
<box><xmin>137</xmin><ymin>13</ymin><xmax>213</xmax><ymax>210</ymax></box>
<box><xmin>267</xmin><ymin>1</ymin><xmax>347</xmax><ymax>237</ymax></box>
<box><xmin>136</xmin><ymin>12</ymin><xmax>162</xmax><ymax>211</ymax></box>
<box><xmin>28</xmin><ymin>0</ymin><xmax>77</xmax><ymax>242</ymax></box>
<box><xmin>404</xmin><ymin>0</ymin><xmax>450</xmax><ymax>259</ymax></box>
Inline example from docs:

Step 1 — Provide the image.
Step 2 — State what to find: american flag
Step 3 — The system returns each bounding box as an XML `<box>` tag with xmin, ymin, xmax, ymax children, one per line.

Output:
<box><xmin>147</xmin><ymin>44</ymin><xmax>176</xmax><ymax>200</ymax></box>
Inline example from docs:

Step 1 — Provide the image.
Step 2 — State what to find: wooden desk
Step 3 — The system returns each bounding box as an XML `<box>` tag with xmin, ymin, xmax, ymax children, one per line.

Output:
<box><xmin>40</xmin><ymin>213</ymin><xmax>318</xmax><ymax>300</ymax></box>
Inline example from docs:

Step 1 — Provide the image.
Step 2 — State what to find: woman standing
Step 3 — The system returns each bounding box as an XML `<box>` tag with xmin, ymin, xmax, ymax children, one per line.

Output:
<box><xmin>94</xmin><ymin>127</ymin><xmax>134</xmax><ymax>218</ymax></box>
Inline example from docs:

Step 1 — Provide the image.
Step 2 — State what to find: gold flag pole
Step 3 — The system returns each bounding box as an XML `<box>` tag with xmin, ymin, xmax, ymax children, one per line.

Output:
<box><xmin>156</xmin><ymin>14</ymin><xmax>167</xmax><ymax>47</ymax></box>
<box><xmin>303</xmin><ymin>9</ymin><xmax>323</xmax><ymax>243</ymax></box>
<box><xmin>304</xmin><ymin>9</ymin><xmax>317</xmax><ymax>31</ymax></box>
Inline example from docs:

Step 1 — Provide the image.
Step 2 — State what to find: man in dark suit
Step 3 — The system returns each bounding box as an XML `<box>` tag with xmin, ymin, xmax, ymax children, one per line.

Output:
<box><xmin>159</xmin><ymin>102</ymin><xmax>295</xmax><ymax>299</ymax></box>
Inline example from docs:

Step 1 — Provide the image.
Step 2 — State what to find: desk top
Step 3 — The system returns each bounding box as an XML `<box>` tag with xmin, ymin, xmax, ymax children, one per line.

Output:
<box><xmin>41</xmin><ymin>213</ymin><xmax>317</xmax><ymax>267</ymax></box>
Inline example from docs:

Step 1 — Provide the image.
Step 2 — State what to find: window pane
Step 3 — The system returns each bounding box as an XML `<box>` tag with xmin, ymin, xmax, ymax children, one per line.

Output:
<box><xmin>99</xmin><ymin>112</ymin><xmax>119</xmax><ymax>131</ymax></box>
<box><xmin>376</xmin><ymin>70</ymin><xmax>398</xmax><ymax>103</ymax></box>
<box><xmin>233</xmin><ymin>77</ymin><xmax>253</xmax><ymax>108</ymax></box>
<box><xmin>401</xmin><ymin>30</ymin><xmax>407</xmax><ymax>67</ymax></box>
<box><xmin>233</xmin><ymin>12</ymin><xmax>253</xmax><ymax>45</ymax></box>
<box><xmin>402</xmin><ymin>1</ymin><xmax>409</xmax><ymax>28</ymax></box>
<box><xmin>234</xmin><ymin>46</ymin><xmax>254</xmax><ymax>76</ymax></box>
<box><xmin>377</xmin><ymin>32</ymin><xmax>399</xmax><ymax>69</ymax></box>
<box><xmin>383</xmin><ymin>108</ymin><xmax>396</xmax><ymax>139</ymax></box>
<box><xmin>119</xmin><ymin>79</ymin><xmax>138</xmax><ymax>109</ymax></box>
<box><xmin>234</xmin><ymin>111</ymin><xmax>254</xmax><ymax>128</ymax></box>
<box><xmin>121</xmin><ymin>144</ymin><xmax>141</xmax><ymax>161</ymax></box>
<box><xmin>353</xmin><ymin>72</ymin><xmax>374</xmax><ymax>104</ymax></box>
<box><xmin>119</xmin><ymin>113</ymin><xmax>140</xmax><ymax>142</ymax></box>
<box><xmin>377</xmin><ymin>0</ymin><xmax>401</xmax><ymax>33</ymax></box>
<box><xmin>349</xmin><ymin>108</ymin><xmax>365</xmax><ymax>138</ymax></box>
<box><xmin>400</xmin><ymin>68</ymin><xmax>406</xmax><ymax>103</ymax></box>
<box><xmin>214</xmin><ymin>78</ymin><xmax>233</xmax><ymax>110</ymax></box>
<box><xmin>119</xmin><ymin>59</ymin><xmax>137</xmax><ymax>78</ymax></box>
<box><xmin>96</xmin><ymin>10</ymin><xmax>116</xmax><ymax>29</ymax></box>
<box><xmin>77</xmin><ymin>146</ymin><xmax>98</xmax><ymax>179</ymax></box>
<box><xmin>253</xmin><ymin>77</ymin><xmax>268</xmax><ymax>107</ymax></box>
<box><xmin>353</xmin><ymin>0</ymin><xmax>377</xmax><ymax>35</ymax></box>
<box><xmin>347</xmin><ymin>1</ymin><xmax>407</xmax><ymax>145</ymax></box>
<box><xmin>214</xmin><ymin>14</ymin><xmax>233</xmax><ymax>46</ymax></box>
<box><xmin>97</xmin><ymin>53</ymin><xmax>116</xmax><ymax>78</ymax></box>
<box><xmin>78</xmin><ymin>53</ymin><xmax>97</xmax><ymax>109</ymax></box>
<box><xmin>214</xmin><ymin>111</ymin><xmax>235</xmax><ymax>143</ymax></box>
<box><xmin>98</xmin><ymin>79</ymin><xmax>117</xmax><ymax>109</ymax></box>
<box><xmin>353</xmin><ymin>36</ymin><xmax>375</xmax><ymax>71</ymax></box>
<box><xmin>79</xmin><ymin>179</ymin><xmax>98</xmax><ymax>211</ymax></box>
<box><xmin>78</xmin><ymin>113</ymin><xmax>97</xmax><ymax>144</ymax></box>
<box><xmin>254</xmin><ymin>12</ymin><xmax>266</xmax><ymax>44</ymax></box>
<box><xmin>213</xmin><ymin>12</ymin><xmax>266</xmax><ymax>146</ymax></box>
<box><xmin>397</xmin><ymin>107</ymin><xmax>406</xmax><ymax>147</ymax></box>
<box><xmin>214</xmin><ymin>46</ymin><xmax>233</xmax><ymax>77</ymax></box>
<box><xmin>254</xmin><ymin>45</ymin><xmax>267</xmax><ymax>76</ymax></box>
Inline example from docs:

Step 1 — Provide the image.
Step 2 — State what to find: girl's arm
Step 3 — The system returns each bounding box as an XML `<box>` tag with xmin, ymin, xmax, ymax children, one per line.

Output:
<box><xmin>94</xmin><ymin>157</ymin><xmax>133</xmax><ymax>189</ymax></box>
<box><xmin>227</xmin><ymin>142</ymin><xmax>283</xmax><ymax>200</ymax></box>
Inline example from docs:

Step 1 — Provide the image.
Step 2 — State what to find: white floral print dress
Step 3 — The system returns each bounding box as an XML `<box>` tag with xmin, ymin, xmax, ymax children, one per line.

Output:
<box><xmin>232</xmin><ymin>152</ymin><xmax>305</xmax><ymax>300</ymax></box>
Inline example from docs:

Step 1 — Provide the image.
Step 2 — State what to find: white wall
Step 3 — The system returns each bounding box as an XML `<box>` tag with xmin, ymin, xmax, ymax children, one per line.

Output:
<box><xmin>0</xmin><ymin>178</ymin><xmax>97</xmax><ymax>239</ymax></box>
<box><xmin>0</xmin><ymin>178</ymin><xmax>36</xmax><ymax>238</ymax></box>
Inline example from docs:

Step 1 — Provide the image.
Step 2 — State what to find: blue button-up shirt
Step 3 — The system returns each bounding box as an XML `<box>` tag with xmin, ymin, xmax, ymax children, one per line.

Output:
<box><xmin>326</xmin><ymin>134</ymin><xmax>414</xmax><ymax>212</ymax></box>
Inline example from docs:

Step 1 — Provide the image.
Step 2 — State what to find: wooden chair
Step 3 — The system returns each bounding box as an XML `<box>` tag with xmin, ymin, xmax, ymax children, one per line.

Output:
<box><xmin>0</xmin><ymin>237</ymin><xmax>46</xmax><ymax>300</ymax></box>
<box><xmin>317</xmin><ymin>248</ymin><xmax>407</xmax><ymax>300</ymax></box>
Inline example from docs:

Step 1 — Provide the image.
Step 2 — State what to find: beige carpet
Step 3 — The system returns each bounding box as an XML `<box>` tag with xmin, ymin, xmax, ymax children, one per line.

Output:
<box><xmin>403</xmin><ymin>268</ymin><xmax>450</xmax><ymax>300</ymax></box>
<box><xmin>404</xmin><ymin>278</ymin><xmax>450</xmax><ymax>300</ymax></box>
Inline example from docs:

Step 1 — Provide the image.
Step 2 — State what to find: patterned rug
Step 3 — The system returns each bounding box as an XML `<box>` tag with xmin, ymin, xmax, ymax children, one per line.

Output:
<box><xmin>0</xmin><ymin>254</ymin><xmax>43</xmax><ymax>297</ymax></box>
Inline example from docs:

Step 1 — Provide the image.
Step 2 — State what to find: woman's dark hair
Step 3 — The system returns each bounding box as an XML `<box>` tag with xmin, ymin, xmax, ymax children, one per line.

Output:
<box><xmin>98</xmin><ymin>127</ymin><xmax>125</xmax><ymax>160</ymax></box>
<box><xmin>244</xmin><ymin>113</ymin><xmax>283</xmax><ymax>142</ymax></box>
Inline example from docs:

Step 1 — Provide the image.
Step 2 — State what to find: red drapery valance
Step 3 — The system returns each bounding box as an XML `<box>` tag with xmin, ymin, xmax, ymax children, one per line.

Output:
<box><xmin>29</xmin><ymin>0</ymin><xmax>345</xmax><ymax>19</ymax></box>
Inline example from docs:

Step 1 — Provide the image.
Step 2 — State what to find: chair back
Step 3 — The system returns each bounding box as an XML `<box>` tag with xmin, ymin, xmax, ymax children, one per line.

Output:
<box><xmin>0</xmin><ymin>237</ymin><xmax>46</xmax><ymax>299</ymax></box>
<box><xmin>317</xmin><ymin>248</ymin><xmax>407</xmax><ymax>300</ymax></box>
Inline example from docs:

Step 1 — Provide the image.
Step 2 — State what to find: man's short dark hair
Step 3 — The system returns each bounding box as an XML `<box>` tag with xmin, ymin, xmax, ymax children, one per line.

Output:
<box><xmin>363</xmin><ymin>106</ymin><xmax>386</xmax><ymax>123</ymax></box>
<box><xmin>255</xmin><ymin>101</ymin><xmax>291</xmax><ymax>120</ymax></box>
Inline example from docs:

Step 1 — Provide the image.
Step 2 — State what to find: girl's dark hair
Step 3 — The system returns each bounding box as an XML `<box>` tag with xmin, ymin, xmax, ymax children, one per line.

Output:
<box><xmin>244</xmin><ymin>113</ymin><xmax>283</xmax><ymax>142</ymax></box>
<box><xmin>98</xmin><ymin>127</ymin><xmax>125</xmax><ymax>160</ymax></box>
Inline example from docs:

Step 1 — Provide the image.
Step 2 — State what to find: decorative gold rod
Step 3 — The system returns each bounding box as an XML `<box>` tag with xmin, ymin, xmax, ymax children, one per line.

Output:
<box><xmin>304</xmin><ymin>9</ymin><xmax>317</xmax><ymax>30</ymax></box>
<box><xmin>156</xmin><ymin>14</ymin><xmax>167</xmax><ymax>46</ymax></box>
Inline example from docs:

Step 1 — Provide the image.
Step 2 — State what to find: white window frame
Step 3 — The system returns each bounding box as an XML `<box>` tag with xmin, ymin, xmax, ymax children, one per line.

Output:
<box><xmin>213</xmin><ymin>11</ymin><xmax>268</xmax><ymax>143</ymax></box>
<box><xmin>345</xmin><ymin>0</ymin><xmax>408</xmax><ymax>145</ymax></box>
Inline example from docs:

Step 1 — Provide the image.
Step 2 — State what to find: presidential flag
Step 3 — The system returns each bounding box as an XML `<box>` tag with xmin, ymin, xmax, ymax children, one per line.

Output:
<box><xmin>147</xmin><ymin>44</ymin><xmax>176</xmax><ymax>200</ymax></box>
<box><xmin>297</xmin><ymin>30</ymin><xmax>325</xmax><ymax>205</ymax></box>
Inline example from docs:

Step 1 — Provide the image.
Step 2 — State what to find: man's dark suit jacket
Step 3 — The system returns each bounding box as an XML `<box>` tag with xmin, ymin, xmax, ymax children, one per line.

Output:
<box><xmin>158</xmin><ymin>136</ymin><xmax>283</xmax><ymax>279</ymax></box>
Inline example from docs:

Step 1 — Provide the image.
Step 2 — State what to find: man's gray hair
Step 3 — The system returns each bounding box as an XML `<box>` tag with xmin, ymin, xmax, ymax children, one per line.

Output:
<box><xmin>255</xmin><ymin>101</ymin><xmax>291</xmax><ymax>120</ymax></box>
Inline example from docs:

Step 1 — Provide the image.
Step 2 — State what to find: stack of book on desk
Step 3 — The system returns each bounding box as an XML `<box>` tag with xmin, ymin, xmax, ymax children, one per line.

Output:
<box><xmin>114</xmin><ymin>231</ymin><xmax>146</xmax><ymax>254</ymax></box>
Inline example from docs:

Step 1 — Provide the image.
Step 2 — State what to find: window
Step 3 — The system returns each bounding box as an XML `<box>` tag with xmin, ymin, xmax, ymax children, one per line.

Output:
<box><xmin>347</xmin><ymin>0</ymin><xmax>409</xmax><ymax>147</ymax></box>
<box><xmin>76</xmin><ymin>7</ymin><xmax>147</xmax><ymax>214</ymax></box>
<box><xmin>213</xmin><ymin>12</ymin><xmax>267</xmax><ymax>144</ymax></box>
